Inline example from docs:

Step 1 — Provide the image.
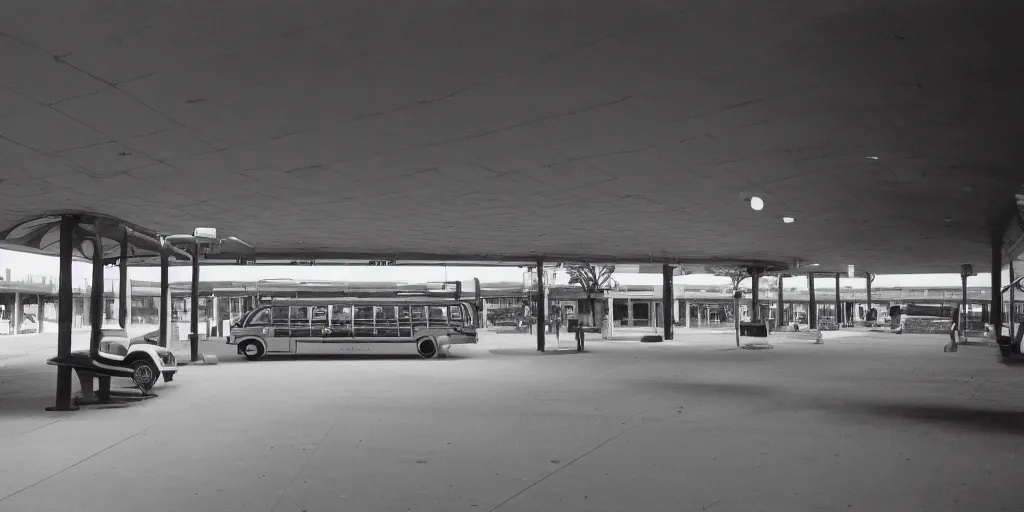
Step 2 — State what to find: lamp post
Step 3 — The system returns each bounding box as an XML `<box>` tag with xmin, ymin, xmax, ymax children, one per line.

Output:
<box><xmin>161</xmin><ymin>228</ymin><xmax>220</xmax><ymax>363</ymax></box>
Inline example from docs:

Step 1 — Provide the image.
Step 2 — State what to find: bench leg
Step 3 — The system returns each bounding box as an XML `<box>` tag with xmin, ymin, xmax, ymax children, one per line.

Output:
<box><xmin>76</xmin><ymin>372</ymin><xmax>96</xmax><ymax>404</ymax></box>
<box><xmin>97</xmin><ymin>377</ymin><xmax>111</xmax><ymax>402</ymax></box>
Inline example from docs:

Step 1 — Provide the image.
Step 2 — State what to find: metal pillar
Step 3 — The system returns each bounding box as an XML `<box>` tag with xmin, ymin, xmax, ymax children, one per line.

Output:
<box><xmin>808</xmin><ymin>273</ymin><xmax>817</xmax><ymax>328</ymax></box>
<box><xmin>159</xmin><ymin>251</ymin><xmax>169</xmax><ymax>348</ymax></box>
<box><xmin>536</xmin><ymin>261</ymin><xmax>545</xmax><ymax>351</ymax></box>
<box><xmin>960</xmin><ymin>271</ymin><xmax>969</xmax><ymax>343</ymax></box>
<box><xmin>13</xmin><ymin>292</ymin><xmax>22</xmax><ymax>334</ymax></box>
<box><xmin>119</xmin><ymin>237</ymin><xmax>128</xmax><ymax>329</ymax></box>
<box><xmin>776</xmin><ymin>275</ymin><xmax>784</xmax><ymax>329</ymax></box>
<box><xmin>47</xmin><ymin>215</ymin><xmax>78</xmax><ymax>411</ymax></box>
<box><xmin>662</xmin><ymin>265</ymin><xmax>674</xmax><ymax>340</ymax></box>
<box><xmin>37</xmin><ymin>294</ymin><xmax>43</xmax><ymax>333</ymax></box>
<box><xmin>211</xmin><ymin>295</ymin><xmax>220</xmax><ymax>336</ymax></box>
<box><xmin>685</xmin><ymin>300</ymin><xmax>690</xmax><ymax>328</ymax></box>
<box><xmin>1010</xmin><ymin>263</ymin><xmax>1016</xmax><ymax>342</ymax></box>
<box><xmin>733</xmin><ymin>291</ymin><xmax>741</xmax><ymax>347</ymax></box>
<box><xmin>866</xmin><ymin>272</ymin><xmax>873</xmax><ymax>323</ymax></box>
<box><xmin>190</xmin><ymin>241</ymin><xmax>200</xmax><ymax>363</ymax></box>
<box><xmin>835</xmin><ymin>273</ymin><xmax>842</xmax><ymax>327</ymax></box>
<box><xmin>991</xmin><ymin>241</ymin><xmax>1002</xmax><ymax>337</ymax></box>
<box><xmin>89</xmin><ymin>227</ymin><xmax>104</xmax><ymax>359</ymax></box>
<box><xmin>749</xmin><ymin>267</ymin><xmax>761</xmax><ymax>322</ymax></box>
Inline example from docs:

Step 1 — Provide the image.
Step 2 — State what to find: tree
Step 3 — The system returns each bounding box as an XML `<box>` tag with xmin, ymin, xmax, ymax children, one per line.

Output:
<box><xmin>707</xmin><ymin>265</ymin><xmax>748</xmax><ymax>291</ymax></box>
<box><xmin>565</xmin><ymin>264</ymin><xmax>616</xmax><ymax>327</ymax></box>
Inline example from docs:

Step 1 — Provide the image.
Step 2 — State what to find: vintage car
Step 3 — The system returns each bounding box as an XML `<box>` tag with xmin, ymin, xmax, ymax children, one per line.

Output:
<box><xmin>47</xmin><ymin>329</ymin><xmax>177</xmax><ymax>391</ymax></box>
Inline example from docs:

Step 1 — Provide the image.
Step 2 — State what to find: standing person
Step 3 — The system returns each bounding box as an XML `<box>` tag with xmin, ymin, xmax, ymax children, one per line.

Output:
<box><xmin>575</xmin><ymin>323</ymin><xmax>585</xmax><ymax>352</ymax></box>
<box><xmin>553</xmin><ymin>306</ymin><xmax>562</xmax><ymax>342</ymax></box>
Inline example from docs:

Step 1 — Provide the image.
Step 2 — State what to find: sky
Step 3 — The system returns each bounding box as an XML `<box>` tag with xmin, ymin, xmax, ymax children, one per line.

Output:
<box><xmin>0</xmin><ymin>249</ymin><xmax>1008</xmax><ymax>290</ymax></box>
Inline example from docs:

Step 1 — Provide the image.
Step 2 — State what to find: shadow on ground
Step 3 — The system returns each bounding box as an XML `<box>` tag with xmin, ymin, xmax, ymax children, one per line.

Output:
<box><xmin>632</xmin><ymin>378</ymin><xmax>1024</xmax><ymax>436</ymax></box>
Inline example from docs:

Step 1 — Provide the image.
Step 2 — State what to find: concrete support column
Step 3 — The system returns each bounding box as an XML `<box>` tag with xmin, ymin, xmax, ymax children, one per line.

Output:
<box><xmin>776</xmin><ymin>275</ymin><xmax>785</xmax><ymax>328</ymax></box>
<box><xmin>662</xmin><ymin>265</ymin><xmax>674</xmax><ymax>340</ymax></box>
<box><xmin>159</xmin><ymin>251</ymin><xmax>169</xmax><ymax>348</ymax></box>
<box><xmin>672</xmin><ymin>295</ymin><xmax>680</xmax><ymax>328</ymax></box>
<box><xmin>13</xmin><ymin>292</ymin><xmax>22</xmax><ymax>334</ymax></box>
<box><xmin>749</xmin><ymin>267</ymin><xmax>761</xmax><ymax>322</ymax></box>
<box><xmin>190</xmin><ymin>242</ymin><xmax>200</xmax><ymax>363</ymax></box>
<box><xmin>835</xmin><ymin>273</ymin><xmax>842</xmax><ymax>327</ymax></box>
<box><xmin>536</xmin><ymin>261</ymin><xmax>545</xmax><ymax>351</ymax></box>
<box><xmin>685</xmin><ymin>300</ymin><xmax>690</xmax><ymax>328</ymax></box>
<box><xmin>211</xmin><ymin>295</ymin><xmax>220</xmax><ymax>336</ymax></box>
<box><xmin>89</xmin><ymin>225</ymin><xmax>104</xmax><ymax>359</ymax></box>
<box><xmin>808</xmin><ymin>273</ymin><xmax>817</xmax><ymax>329</ymax></box>
<box><xmin>119</xmin><ymin>237</ymin><xmax>128</xmax><ymax>329</ymax></box>
<box><xmin>606</xmin><ymin>295</ymin><xmax>613</xmax><ymax>339</ymax></box>
<box><xmin>47</xmin><ymin>215</ymin><xmax>78</xmax><ymax>412</ymax></box>
<box><xmin>36</xmin><ymin>294</ymin><xmax>43</xmax><ymax>333</ymax></box>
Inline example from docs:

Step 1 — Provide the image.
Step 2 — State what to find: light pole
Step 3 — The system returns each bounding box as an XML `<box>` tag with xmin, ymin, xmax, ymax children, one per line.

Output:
<box><xmin>161</xmin><ymin>228</ymin><xmax>254</xmax><ymax>363</ymax></box>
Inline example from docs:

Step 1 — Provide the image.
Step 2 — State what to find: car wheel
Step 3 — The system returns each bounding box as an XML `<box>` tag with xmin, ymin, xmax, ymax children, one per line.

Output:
<box><xmin>416</xmin><ymin>337</ymin><xmax>437</xmax><ymax>359</ymax></box>
<box><xmin>162</xmin><ymin>371</ymin><xmax>175</xmax><ymax>383</ymax></box>
<box><xmin>239</xmin><ymin>340</ymin><xmax>266</xmax><ymax>361</ymax></box>
<box><xmin>130</xmin><ymin>359</ymin><xmax>159</xmax><ymax>391</ymax></box>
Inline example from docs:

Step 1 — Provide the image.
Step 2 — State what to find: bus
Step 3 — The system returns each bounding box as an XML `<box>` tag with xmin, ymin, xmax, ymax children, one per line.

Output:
<box><xmin>227</xmin><ymin>297</ymin><xmax>477</xmax><ymax>360</ymax></box>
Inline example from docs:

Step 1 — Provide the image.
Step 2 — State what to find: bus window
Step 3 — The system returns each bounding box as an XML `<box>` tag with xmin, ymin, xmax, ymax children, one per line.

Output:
<box><xmin>399</xmin><ymin>306</ymin><xmax>412</xmax><ymax>337</ymax></box>
<box><xmin>289</xmin><ymin>306</ymin><xmax>311</xmax><ymax>338</ymax></box>
<box><xmin>328</xmin><ymin>305</ymin><xmax>353</xmax><ymax>339</ymax></box>
<box><xmin>375</xmin><ymin>306</ymin><xmax>399</xmax><ymax>337</ymax></box>
<box><xmin>331</xmin><ymin>305</ymin><xmax>353</xmax><ymax>324</ymax></box>
<box><xmin>428</xmin><ymin>306</ymin><xmax>447</xmax><ymax>326</ymax></box>
<box><xmin>411</xmin><ymin>306</ymin><xmax>428</xmax><ymax>330</ymax></box>
<box><xmin>354</xmin><ymin>306</ymin><xmax>374</xmax><ymax>337</ymax></box>
<box><xmin>271</xmin><ymin>306</ymin><xmax>289</xmax><ymax>337</ymax></box>
<box><xmin>311</xmin><ymin>306</ymin><xmax>328</xmax><ymax>332</ymax></box>
<box><xmin>249</xmin><ymin>308</ymin><xmax>272</xmax><ymax>326</ymax></box>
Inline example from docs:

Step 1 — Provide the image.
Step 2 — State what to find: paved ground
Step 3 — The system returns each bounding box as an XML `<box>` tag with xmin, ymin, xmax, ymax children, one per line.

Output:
<box><xmin>1</xmin><ymin>329</ymin><xmax>1022</xmax><ymax>512</ymax></box>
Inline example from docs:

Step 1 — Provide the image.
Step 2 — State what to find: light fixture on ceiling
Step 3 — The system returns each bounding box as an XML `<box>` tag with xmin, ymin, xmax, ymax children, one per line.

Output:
<box><xmin>866</xmin><ymin>156</ymin><xmax>879</xmax><ymax>160</ymax></box>
<box><xmin>749</xmin><ymin>196</ymin><xmax>764</xmax><ymax>211</ymax></box>
<box><xmin>783</xmin><ymin>216</ymin><xmax>795</xmax><ymax>223</ymax></box>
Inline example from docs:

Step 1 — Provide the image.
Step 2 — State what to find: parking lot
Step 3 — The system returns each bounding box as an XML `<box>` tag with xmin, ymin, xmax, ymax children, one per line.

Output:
<box><xmin>1</xmin><ymin>329</ymin><xmax>1022</xmax><ymax>512</ymax></box>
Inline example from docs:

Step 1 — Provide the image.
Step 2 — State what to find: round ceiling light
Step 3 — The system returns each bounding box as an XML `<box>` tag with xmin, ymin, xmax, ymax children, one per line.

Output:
<box><xmin>783</xmin><ymin>216</ymin><xmax>795</xmax><ymax>223</ymax></box>
<box><xmin>750</xmin><ymin>196</ymin><xmax>764</xmax><ymax>211</ymax></box>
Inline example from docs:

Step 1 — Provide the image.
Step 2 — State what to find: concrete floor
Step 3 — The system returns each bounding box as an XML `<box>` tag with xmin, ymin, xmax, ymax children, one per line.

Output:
<box><xmin>1</xmin><ymin>329</ymin><xmax>1022</xmax><ymax>512</ymax></box>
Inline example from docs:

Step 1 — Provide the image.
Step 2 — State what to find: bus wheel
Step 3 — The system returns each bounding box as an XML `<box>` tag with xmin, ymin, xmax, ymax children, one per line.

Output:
<box><xmin>416</xmin><ymin>338</ymin><xmax>437</xmax><ymax>359</ymax></box>
<box><xmin>239</xmin><ymin>340</ymin><xmax>265</xmax><ymax>361</ymax></box>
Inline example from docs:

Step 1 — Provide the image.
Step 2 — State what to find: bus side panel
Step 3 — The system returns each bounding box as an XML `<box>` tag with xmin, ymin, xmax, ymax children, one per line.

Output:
<box><xmin>294</xmin><ymin>341</ymin><xmax>416</xmax><ymax>356</ymax></box>
<box><xmin>412</xmin><ymin>327</ymin><xmax>450</xmax><ymax>342</ymax></box>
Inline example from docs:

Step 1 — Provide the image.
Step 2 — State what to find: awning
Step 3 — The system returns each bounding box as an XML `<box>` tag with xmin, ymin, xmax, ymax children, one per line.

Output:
<box><xmin>0</xmin><ymin>213</ymin><xmax>191</xmax><ymax>264</ymax></box>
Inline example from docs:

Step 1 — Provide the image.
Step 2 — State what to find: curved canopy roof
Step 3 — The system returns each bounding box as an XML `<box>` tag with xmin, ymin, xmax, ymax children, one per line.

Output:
<box><xmin>1</xmin><ymin>1</ymin><xmax>1022</xmax><ymax>273</ymax></box>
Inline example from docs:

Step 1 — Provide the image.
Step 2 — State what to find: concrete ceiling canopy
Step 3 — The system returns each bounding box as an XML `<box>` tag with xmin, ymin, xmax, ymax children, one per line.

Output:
<box><xmin>0</xmin><ymin>1</ymin><xmax>1022</xmax><ymax>273</ymax></box>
